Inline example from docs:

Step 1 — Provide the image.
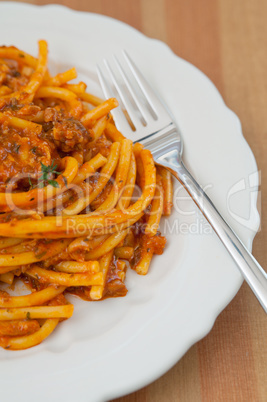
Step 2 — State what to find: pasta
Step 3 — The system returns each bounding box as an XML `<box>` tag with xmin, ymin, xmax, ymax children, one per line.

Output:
<box><xmin>0</xmin><ymin>40</ymin><xmax>173</xmax><ymax>350</ymax></box>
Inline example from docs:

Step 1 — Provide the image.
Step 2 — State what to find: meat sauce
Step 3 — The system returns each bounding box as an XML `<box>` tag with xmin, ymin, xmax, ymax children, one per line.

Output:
<box><xmin>0</xmin><ymin>61</ymin><xmax>93</xmax><ymax>191</ymax></box>
<box><xmin>0</xmin><ymin>123</ymin><xmax>52</xmax><ymax>190</ymax></box>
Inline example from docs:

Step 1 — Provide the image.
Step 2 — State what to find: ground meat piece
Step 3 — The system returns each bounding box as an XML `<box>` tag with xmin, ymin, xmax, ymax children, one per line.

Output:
<box><xmin>16</xmin><ymin>104</ymin><xmax>41</xmax><ymax>118</ymax></box>
<box><xmin>86</xmin><ymin>135</ymin><xmax>112</xmax><ymax>158</ymax></box>
<box><xmin>132</xmin><ymin>233</ymin><xmax>167</xmax><ymax>269</ymax></box>
<box><xmin>0</xmin><ymin>124</ymin><xmax>52</xmax><ymax>190</ymax></box>
<box><xmin>147</xmin><ymin>233</ymin><xmax>167</xmax><ymax>255</ymax></box>
<box><xmin>0</xmin><ymin>61</ymin><xmax>29</xmax><ymax>93</ymax></box>
<box><xmin>0</xmin><ymin>320</ymin><xmax>40</xmax><ymax>337</ymax></box>
<box><xmin>44</xmin><ymin>107</ymin><xmax>59</xmax><ymax>122</ymax></box>
<box><xmin>104</xmin><ymin>279</ymin><xmax>128</xmax><ymax>298</ymax></box>
<box><xmin>52</xmin><ymin>118</ymin><xmax>90</xmax><ymax>152</ymax></box>
<box><xmin>138</xmin><ymin>233</ymin><xmax>166</xmax><ymax>256</ymax></box>
<box><xmin>103</xmin><ymin>258</ymin><xmax>127</xmax><ymax>298</ymax></box>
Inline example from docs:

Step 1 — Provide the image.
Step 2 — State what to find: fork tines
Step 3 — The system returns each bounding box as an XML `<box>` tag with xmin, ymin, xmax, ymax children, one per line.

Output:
<box><xmin>97</xmin><ymin>51</ymin><xmax>173</xmax><ymax>142</ymax></box>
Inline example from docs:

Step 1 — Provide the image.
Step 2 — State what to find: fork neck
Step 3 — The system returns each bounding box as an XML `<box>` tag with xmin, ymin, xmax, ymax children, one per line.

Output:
<box><xmin>156</xmin><ymin>148</ymin><xmax>187</xmax><ymax>186</ymax></box>
<box><xmin>155</xmin><ymin>145</ymin><xmax>201</xmax><ymax>200</ymax></box>
<box><xmin>138</xmin><ymin>123</ymin><xmax>182</xmax><ymax>162</ymax></box>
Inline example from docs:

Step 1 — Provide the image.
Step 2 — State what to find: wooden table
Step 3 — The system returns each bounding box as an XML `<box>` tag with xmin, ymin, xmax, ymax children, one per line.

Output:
<box><xmin>10</xmin><ymin>0</ymin><xmax>267</xmax><ymax>400</ymax></box>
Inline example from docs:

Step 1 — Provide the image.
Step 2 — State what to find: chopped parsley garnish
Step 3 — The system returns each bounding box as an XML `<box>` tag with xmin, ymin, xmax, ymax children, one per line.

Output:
<box><xmin>28</xmin><ymin>160</ymin><xmax>60</xmax><ymax>189</ymax></box>
<box><xmin>30</xmin><ymin>146</ymin><xmax>42</xmax><ymax>157</ymax></box>
<box><xmin>28</xmin><ymin>175</ymin><xmax>33</xmax><ymax>189</ymax></box>
<box><xmin>40</xmin><ymin>160</ymin><xmax>59</xmax><ymax>178</ymax></box>
<box><xmin>31</xmin><ymin>146</ymin><xmax>38</xmax><ymax>154</ymax></box>
<box><xmin>14</xmin><ymin>144</ymin><xmax>20</xmax><ymax>154</ymax></box>
<box><xmin>39</xmin><ymin>161</ymin><xmax>60</xmax><ymax>188</ymax></box>
<box><xmin>10</xmin><ymin>103</ymin><xmax>20</xmax><ymax>111</ymax></box>
<box><xmin>62</xmin><ymin>175</ymin><xmax>68</xmax><ymax>187</ymax></box>
<box><xmin>36</xmin><ymin>251</ymin><xmax>47</xmax><ymax>259</ymax></box>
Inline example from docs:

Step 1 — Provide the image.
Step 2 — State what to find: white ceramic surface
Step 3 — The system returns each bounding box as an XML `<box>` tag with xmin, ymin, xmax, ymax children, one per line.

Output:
<box><xmin>0</xmin><ymin>3</ymin><xmax>260</xmax><ymax>401</ymax></box>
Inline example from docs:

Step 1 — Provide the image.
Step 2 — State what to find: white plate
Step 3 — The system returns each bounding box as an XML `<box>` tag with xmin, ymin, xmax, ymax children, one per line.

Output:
<box><xmin>0</xmin><ymin>3</ymin><xmax>260</xmax><ymax>401</ymax></box>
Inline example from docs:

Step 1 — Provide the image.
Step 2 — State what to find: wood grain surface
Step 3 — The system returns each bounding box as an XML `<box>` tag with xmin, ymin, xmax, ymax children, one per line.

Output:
<box><xmin>5</xmin><ymin>0</ymin><xmax>267</xmax><ymax>400</ymax></box>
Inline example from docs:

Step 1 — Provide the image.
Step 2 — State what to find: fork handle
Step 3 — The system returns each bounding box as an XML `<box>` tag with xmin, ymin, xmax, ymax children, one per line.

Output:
<box><xmin>158</xmin><ymin>153</ymin><xmax>267</xmax><ymax>313</ymax></box>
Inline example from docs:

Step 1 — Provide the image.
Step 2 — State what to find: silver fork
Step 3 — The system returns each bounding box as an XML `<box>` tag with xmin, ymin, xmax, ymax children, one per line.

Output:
<box><xmin>97</xmin><ymin>51</ymin><xmax>267</xmax><ymax>313</ymax></box>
